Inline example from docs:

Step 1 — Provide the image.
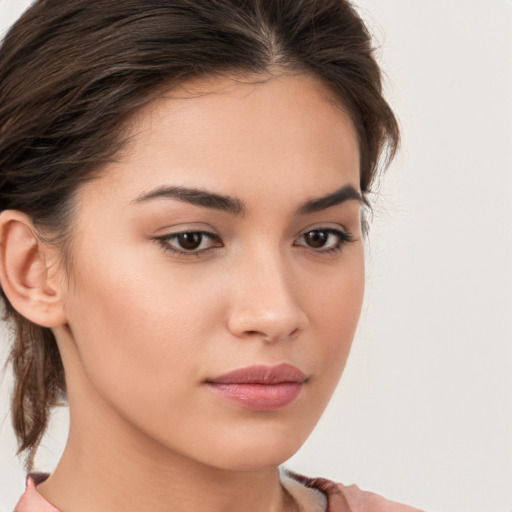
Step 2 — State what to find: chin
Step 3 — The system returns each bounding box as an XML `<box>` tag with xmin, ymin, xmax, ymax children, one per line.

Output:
<box><xmin>195</xmin><ymin>424</ymin><xmax>313</xmax><ymax>472</ymax></box>
<box><xmin>212</xmin><ymin>447</ymin><xmax>301</xmax><ymax>472</ymax></box>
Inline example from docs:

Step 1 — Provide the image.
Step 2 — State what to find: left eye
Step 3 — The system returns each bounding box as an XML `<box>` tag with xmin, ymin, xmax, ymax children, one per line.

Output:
<box><xmin>156</xmin><ymin>231</ymin><xmax>222</xmax><ymax>254</ymax></box>
<box><xmin>295</xmin><ymin>228</ymin><xmax>352</xmax><ymax>251</ymax></box>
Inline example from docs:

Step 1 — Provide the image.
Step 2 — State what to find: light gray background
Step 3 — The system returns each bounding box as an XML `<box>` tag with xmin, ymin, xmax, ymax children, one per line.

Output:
<box><xmin>1</xmin><ymin>1</ymin><xmax>511</xmax><ymax>511</ymax></box>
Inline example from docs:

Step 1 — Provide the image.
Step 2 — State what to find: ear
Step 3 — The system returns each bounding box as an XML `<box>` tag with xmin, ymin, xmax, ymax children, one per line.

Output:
<box><xmin>0</xmin><ymin>210</ymin><xmax>67</xmax><ymax>327</ymax></box>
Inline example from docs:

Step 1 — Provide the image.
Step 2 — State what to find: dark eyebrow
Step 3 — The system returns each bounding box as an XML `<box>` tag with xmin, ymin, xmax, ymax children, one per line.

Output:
<box><xmin>133</xmin><ymin>186</ymin><xmax>246</xmax><ymax>215</ymax></box>
<box><xmin>296</xmin><ymin>184</ymin><xmax>363</xmax><ymax>215</ymax></box>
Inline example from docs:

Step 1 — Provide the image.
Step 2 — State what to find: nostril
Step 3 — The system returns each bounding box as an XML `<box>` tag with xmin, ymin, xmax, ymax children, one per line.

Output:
<box><xmin>241</xmin><ymin>327</ymin><xmax>302</xmax><ymax>343</ymax></box>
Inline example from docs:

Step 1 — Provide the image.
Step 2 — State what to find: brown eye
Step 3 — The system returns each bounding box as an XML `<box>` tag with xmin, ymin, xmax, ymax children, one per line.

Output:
<box><xmin>156</xmin><ymin>231</ymin><xmax>222</xmax><ymax>255</ymax></box>
<box><xmin>295</xmin><ymin>227</ymin><xmax>353</xmax><ymax>253</ymax></box>
<box><xmin>176</xmin><ymin>232</ymin><xmax>204</xmax><ymax>251</ymax></box>
<box><xmin>303</xmin><ymin>230</ymin><xmax>329</xmax><ymax>248</ymax></box>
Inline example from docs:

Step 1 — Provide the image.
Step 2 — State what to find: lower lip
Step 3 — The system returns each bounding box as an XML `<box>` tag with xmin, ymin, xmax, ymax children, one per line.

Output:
<box><xmin>207</xmin><ymin>382</ymin><xmax>303</xmax><ymax>411</ymax></box>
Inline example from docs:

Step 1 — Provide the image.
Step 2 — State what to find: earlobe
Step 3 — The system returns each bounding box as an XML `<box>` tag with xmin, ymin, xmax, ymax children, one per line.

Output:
<box><xmin>0</xmin><ymin>210</ymin><xmax>67</xmax><ymax>328</ymax></box>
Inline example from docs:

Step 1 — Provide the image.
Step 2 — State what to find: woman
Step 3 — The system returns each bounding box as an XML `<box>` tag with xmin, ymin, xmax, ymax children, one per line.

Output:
<box><xmin>0</xmin><ymin>0</ymin><xmax>421</xmax><ymax>510</ymax></box>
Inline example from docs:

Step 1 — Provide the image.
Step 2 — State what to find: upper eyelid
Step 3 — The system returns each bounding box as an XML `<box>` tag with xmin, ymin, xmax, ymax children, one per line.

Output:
<box><xmin>295</xmin><ymin>227</ymin><xmax>354</xmax><ymax>243</ymax></box>
<box><xmin>155</xmin><ymin>231</ymin><xmax>222</xmax><ymax>256</ymax></box>
<box><xmin>156</xmin><ymin>231</ymin><xmax>221</xmax><ymax>244</ymax></box>
<box><xmin>154</xmin><ymin>225</ymin><xmax>219</xmax><ymax>236</ymax></box>
<box><xmin>294</xmin><ymin>224</ymin><xmax>352</xmax><ymax>239</ymax></box>
<box><xmin>154</xmin><ymin>222</ymin><xmax>356</xmax><ymax>242</ymax></box>
<box><xmin>161</xmin><ymin>230</ymin><xmax>216</xmax><ymax>237</ymax></box>
<box><xmin>155</xmin><ymin>225</ymin><xmax>352</xmax><ymax>240</ymax></box>
<box><xmin>152</xmin><ymin>222</ymin><xmax>218</xmax><ymax>235</ymax></box>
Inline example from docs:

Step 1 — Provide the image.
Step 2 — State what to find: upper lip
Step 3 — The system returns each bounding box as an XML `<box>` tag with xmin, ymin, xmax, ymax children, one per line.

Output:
<box><xmin>207</xmin><ymin>364</ymin><xmax>306</xmax><ymax>385</ymax></box>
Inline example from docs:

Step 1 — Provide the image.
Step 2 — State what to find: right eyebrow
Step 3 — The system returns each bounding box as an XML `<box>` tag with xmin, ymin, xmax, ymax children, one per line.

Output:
<box><xmin>132</xmin><ymin>185</ymin><xmax>246</xmax><ymax>216</ymax></box>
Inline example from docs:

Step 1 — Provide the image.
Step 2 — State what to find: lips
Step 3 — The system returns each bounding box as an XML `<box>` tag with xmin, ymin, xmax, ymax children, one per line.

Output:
<box><xmin>206</xmin><ymin>364</ymin><xmax>306</xmax><ymax>411</ymax></box>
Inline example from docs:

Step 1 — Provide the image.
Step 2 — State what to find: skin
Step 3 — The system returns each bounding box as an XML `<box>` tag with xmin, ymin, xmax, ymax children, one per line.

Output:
<box><xmin>30</xmin><ymin>72</ymin><xmax>364</xmax><ymax>512</ymax></box>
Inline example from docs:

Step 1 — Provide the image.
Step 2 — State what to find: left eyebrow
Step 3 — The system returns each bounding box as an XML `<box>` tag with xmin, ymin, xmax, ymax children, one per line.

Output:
<box><xmin>296</xmin><ymin>184</ymin><xmax>363</xmax><ymax>215</ymax></box>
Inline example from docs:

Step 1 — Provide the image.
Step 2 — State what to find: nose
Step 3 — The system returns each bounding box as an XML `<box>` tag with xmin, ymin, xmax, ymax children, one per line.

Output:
<box><xmin>226</xmin><ymin>251</ymin><xmax>308</xmax><ymax>343</ymax></box>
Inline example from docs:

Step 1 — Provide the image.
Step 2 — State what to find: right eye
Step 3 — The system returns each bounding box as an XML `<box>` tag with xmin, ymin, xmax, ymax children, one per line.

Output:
<box><xmin>155</xmin><ymin>231</ymin><xmax>223</xmax><ymax>256</ymax></box>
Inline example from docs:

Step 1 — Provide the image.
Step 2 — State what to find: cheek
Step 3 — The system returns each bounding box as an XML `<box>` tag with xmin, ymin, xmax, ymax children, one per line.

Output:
<box><xmin>63</xmin><ymin>245</ymin><xmax>224</xmax><ymax>410</ymax></box>
<box><xmin>306</xmin><ymin>250</ymin><xmax>365</xmax><ymax>380</ymax></box>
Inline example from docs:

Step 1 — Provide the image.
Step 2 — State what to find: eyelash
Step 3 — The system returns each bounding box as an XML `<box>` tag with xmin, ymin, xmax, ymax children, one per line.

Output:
<box><xmin>293</xmin><ymin>228</ymin><xmax>355</xmax><ymax>255</ymax></box>
<box><xmin>154</xmin><ymin>227</ymin><xmax>355</xmax><ymax>257</ymax></box>
<box><xmin>155</xmin><ymin>231</ymin><xmax>222</xmax><ymax>257</ymax></box>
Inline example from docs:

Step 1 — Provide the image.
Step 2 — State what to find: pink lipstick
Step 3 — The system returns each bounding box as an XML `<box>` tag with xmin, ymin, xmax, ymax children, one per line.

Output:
<box><xmin>206</xmin><ymin>364</ymin><xmax>306</xmax><ymax>411</ymax></box>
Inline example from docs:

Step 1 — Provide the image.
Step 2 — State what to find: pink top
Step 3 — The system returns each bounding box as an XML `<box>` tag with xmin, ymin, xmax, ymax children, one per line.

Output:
<box><xmin>14</xmin><ymin>472</ymin><xmax>424</xmax><ymax>512</ymax></box>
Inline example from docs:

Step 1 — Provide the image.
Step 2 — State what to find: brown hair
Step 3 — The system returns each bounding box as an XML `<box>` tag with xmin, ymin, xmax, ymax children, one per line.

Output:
<box><xmin>0</xmin><ymin>0</ymin><xmax>399</xmax><ymax>468</ymax></box>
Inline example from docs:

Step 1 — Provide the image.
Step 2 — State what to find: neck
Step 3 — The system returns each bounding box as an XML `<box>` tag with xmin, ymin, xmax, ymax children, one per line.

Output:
<box><xmin>39</xmin><ymin>453</ymin><xmax>289</xmax><ymax>512</ymax></box>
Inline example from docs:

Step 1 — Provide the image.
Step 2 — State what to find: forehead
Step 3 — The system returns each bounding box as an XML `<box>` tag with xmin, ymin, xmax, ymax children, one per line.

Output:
<box><xmin>134</xmin><ymin>71</ymin><xmax>353</xmax><ymax>125</ymax></box>
<box><xmin>85</xmin><ymin>72</ymin><xmax>360</xmax><ymax>208</ymax></box>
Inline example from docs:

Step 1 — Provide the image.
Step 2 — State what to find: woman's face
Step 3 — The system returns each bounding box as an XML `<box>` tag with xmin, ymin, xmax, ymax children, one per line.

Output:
<box><xmin>56</xmin><ymin>73</ymin><xmax>364</xmax><ymax>470</ymax></box>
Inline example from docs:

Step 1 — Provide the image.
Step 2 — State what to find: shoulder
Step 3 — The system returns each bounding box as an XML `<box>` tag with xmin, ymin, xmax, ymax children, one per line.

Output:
<box><xmin>16</xmin><ymin>471</ymin><xmax>425</xmax><ymax>512</ymax></box>
<box><xmin>13</xmin><ymin>474</ymin><xmax>59</xmax><ymax>512</ymax></box>
<box><xmin>333</xmin><ymin>481</ymin><xmax>425</xmax><ymax>512</ymax></box>
<box><xmin>284</xmin><ymin>471</ymin><xmax>425</xmax><ymax>512</ymax></box>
